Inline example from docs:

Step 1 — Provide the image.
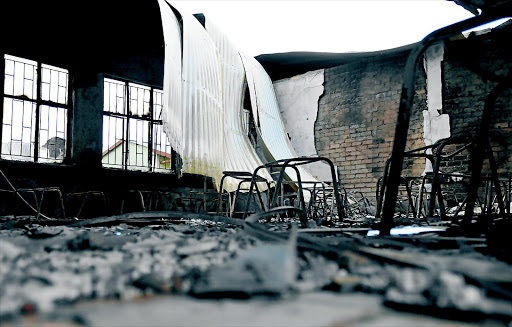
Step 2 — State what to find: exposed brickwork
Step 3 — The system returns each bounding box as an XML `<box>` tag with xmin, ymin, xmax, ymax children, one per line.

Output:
<box><xmin>443</xmin><ymin>30</ymin><xmax>512</xmax><ymax>177</ymax></box>
<box><xmin>314</xmin><ymin>25</ymin><xmax>511</xmax><ymax>207</ymax></box>
<box><xmin>315</xmin><ymin>51</ymin><xmax>426</xmax><ymax>203</ymax></box>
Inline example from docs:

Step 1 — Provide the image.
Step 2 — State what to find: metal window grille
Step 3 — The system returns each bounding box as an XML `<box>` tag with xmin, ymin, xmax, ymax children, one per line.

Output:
<box><xmin>102</xmin><ymin>78</ymin><xmax>173</xmax><ymax>172</ymax></box>
<box><xmin>1</xmin><ymin>54</ymin><xmax>69</xmax><ymax>163</ymax></box>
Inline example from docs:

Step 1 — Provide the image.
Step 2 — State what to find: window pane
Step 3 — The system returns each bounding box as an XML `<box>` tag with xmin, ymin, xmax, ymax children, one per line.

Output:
<box><xmin>1</xmin><ymin>100</ymin><xmax>35</xmax><ymax>161</ymax></box>
<box><xmin>128</xmin><ymin>119</ymin><xmax>149</xmax><ymax>170</ymax></box>
<box><xmin>2</xmin><ymin>55</ymin><xmax>69</xmax><ymax>163</ymax></box>
<box><xmin>102</xmin><ymin>78</ymin><xmax>172</xmax><ymax>172</ymax></box>
<box><xmin>128</xmin><ymin>83</ymin><xmax>150</xmax><ymax>117</ymax></box>
<box><xmin>4</xmin><ymin>55</ymin><xmax>37</xmax><ymax>99</ymax></box>
<box><xmin>102</xmin><ymin>115</ymin><xmax>126</xmax><ymax>168</ymax></box>
<box><xmin>153</xmin><ymin>123</ymin><xmax>173</xmax><ymax>172</ymax></box>
<box><xmin>38</xmin><ymin>105</ymin><xmax>67</xmax><ymax>162</ymax></box>
<box><xmin>104</xmin><ymin>78</ymin><xmax>125</xmax><ymax>114</ymax></box>
<box><xmin>41</xmin><ymin>65</ymin><xmax>69</xmax><ymax>105</ymax></box>
<box><xmin>153</xmin><ymin>89</ymin><xmax>163</xmax><ymax>120</ymax></box>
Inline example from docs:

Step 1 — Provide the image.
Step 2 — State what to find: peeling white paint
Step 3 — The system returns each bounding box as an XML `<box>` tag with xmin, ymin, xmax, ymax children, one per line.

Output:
<box><xmin>423</xmin><ymin>42</ymin><xmax>450</xmax><ymax>174</ymax></box>
<box><xmin>274</xmin><ymin>70</ymin><xmax>333</xmax><ymax>181</ymax></box>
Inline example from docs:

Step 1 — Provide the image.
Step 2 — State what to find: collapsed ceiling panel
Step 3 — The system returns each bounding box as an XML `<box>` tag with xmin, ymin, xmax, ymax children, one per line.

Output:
<box><xmin>157</xmin><ymin>0</ymin><xmax>183</xmax><ymax>154</ymax></box>
<box><xmin>158</xmin><ymin>1</ymin><xmax>317</xmax><ymax>189</ymax></box>
<box><xmin>180</xmin><ymin>13</ymin><xmax>225</xmax><ymax>183</ymax></box>
<box><xmin>204</xmin><ymin>20</ymin><xmax>272</xmax><ymax>192</ymax></box>
<box><xmin>239</xmin><ymin>54</ymin><xmax>320</xmax><ymax>185</ymax></box>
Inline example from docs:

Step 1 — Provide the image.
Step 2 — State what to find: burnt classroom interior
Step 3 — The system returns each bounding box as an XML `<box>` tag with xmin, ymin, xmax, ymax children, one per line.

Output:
<box><xmin>1</xmin><ymin>0</ymin><xmax>512</xmax><ymax>325</ymax></box>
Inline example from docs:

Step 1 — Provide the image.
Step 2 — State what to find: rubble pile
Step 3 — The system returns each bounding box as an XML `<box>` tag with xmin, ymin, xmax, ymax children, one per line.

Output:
<box><xmin>0</xmin><ymin>216</ymin><xmax>511</xmax><ymax>325</ymax></box>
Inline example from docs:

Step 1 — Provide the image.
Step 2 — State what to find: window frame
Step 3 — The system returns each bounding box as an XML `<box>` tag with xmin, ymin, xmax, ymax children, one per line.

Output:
<box><xmin>102</xmin><ymin>76</ymin><xmax>174</xmax><ymax>173</ymax></box>
<box><xmin>1</xmin><ymin>54</ymin><xmax>72</xmax><ymax>163</ymax></box>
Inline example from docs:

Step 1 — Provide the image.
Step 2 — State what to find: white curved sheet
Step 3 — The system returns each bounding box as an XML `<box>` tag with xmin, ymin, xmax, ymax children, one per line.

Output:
<box><xmin>205</xmin><ymin>20</ymin><xmax>272</xmax><ymax>192</ymax></box>
<box><xmin>158</xmin><ymin>3</ymin><xmax>316</xmax><ymax>192</ymax></box>
<box><xmin>157</xmin><ymin>0</ymin><xmax>182</xmax><ymax>153</ymax></box>
<box><xmin>180</xmin><ymin>14</ymin><xmax>224</xmax><ymax>183</ymax></box>
<box><xmin>239</xmin><ymin>53</ymin><xmax>320</xmax><ymax>185</ymax></box>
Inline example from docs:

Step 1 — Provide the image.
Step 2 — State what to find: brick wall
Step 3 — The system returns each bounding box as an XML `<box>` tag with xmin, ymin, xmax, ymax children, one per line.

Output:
<box><xmin>315</xmin><ymin>51</ymin><xmax>426</xmax><ymax>204</ymax></box>
<box><xmin>314</xmin><ymin>24</ymin><xmax>511</xmax><ymax>207</ymax></box>
<box><xmin>443</xmin><ymin>28</ymin><xmax>512</xmax><ymax>177</ymax></box>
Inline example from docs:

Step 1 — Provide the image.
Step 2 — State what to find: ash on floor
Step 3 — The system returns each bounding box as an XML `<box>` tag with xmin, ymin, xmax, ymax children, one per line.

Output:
<box><xmin>0</xmin><ymin>217</ymin><xmax>511</xmax><ymax>326</ymax></box>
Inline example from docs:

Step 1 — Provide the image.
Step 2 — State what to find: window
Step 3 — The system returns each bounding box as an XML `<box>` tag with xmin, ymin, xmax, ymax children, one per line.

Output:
<box><xmin>1</xmin><ymin>55</ymin><xmax>69</xmax><ymax>163</ymax></box>
<box><xmin>102</xmin><ymin>78</ymin><xmax>174</xmax><ymax>172</ymax></box>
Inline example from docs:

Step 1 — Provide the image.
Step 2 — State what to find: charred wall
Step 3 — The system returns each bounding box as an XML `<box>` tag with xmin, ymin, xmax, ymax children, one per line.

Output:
<box><xmin>315</xmin><ymin>51</ymin><xmax>426</xmax><ymax>203</ymax></box>
<box><xmin>313</xmin><ymin>24</ymin><xmax>511</xmax><ymax>205</ymax></box>
<box><xmin>442</xmin><ymin>26</ymin><xmax>512</xmax><ymax>177</ymax></box>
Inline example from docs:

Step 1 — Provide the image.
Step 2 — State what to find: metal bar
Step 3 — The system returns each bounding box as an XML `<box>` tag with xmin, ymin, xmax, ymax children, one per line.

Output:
<box><xmin>242</xmin><ymin>165</ymin><xmax>267</xmax><ymax>218</ymax></box>
<box><xmin>203</xmin><ymin>177</ymin><xmax>207</xmax><ymax>213</ymax></box>
<box><xmin>376</xmin><ymin>158</ymin><xmax>392</xmax><ymax>218</ymax></box>
<box><xmin>104</xmin><ymin>73</ymin><xmax>163</xmax><ymax>90</ymax></box>
<box><xmin>254</xmin><ymin>182</ymin><xmax>267</xmax><ymax>212</ymax></box>
<box><xmin>34</xmin><ymin>61</ymin><xmax>42</xmax><ymax>162</ymax></box>
<box><xmin>217</xmin><ymin>174</ymin><xmax>228</xmax><ymax>215</ymax></box>
<box><xmin>291</xmin><ymin>165</ymin><xmax>306</xmax><ymax>212</ymax></box>
<box><xmin>0</xmin><ymin>53</ymin><xmax>4</xmax><ymax>148</ymax></box>
<box><xmin>417</xmin><ymin>175</ymin><xmax>427</xmax><ymax>219</ymax></box>
<box><xmin>463</xmin><ymin>81</ymin><xmax>512</xmax><ymax>226</ymax></box>
<box><xmin>404</xmin><ymin>179</ymin><xmax>417</xmax><ymax>219</ymax></box>
<box><xmin>429</xmin><ymin>145</ymin><xmax>444</xmax><ymax>217</ymax></box>
<box><xmin>102</xmin><ymin>110</ymin><xmax>160</xmax><ymax>122</ymax></box>
<box><xmin>148</xmin><ymin>88</ymin><xmax>154</xmax><ymax>171</ymax></box>
<box><xmin>230</xmin><ymin>181</ymin><xmax>242</xmax><ymax>216</ymax></box>
<box><xmin>436</xmin><ymin>181</ymin><xmax>446</xmax><ymax>219</ymax></box>
<box><xmin>3</xmin><ymin>94</ymin><xmax>70</xmax><ymax>109</ymax></box>
<box><xmin>486</xmin><ymin>143</ymin><xmax>506</xmax><ymax>216</ymax></box>
<box><xmin>507</xmin><ymin>174</ymin><xmax>512</xmax><ymax>218</ymax></box>
<box><xmin>380</xmin><ymin>11</ymin><xmax>509</xmax><ymax>236</ymax></box>
<box><xmin>64</xmin><ymin>70</ymin><xmax>73</xmax><ymax>164</ymax></box>
<box><xmin>124</xmin><ymin>81</ymin><xmax>129</xmax><ymax>169</ymax></box>
<box><xmin>271</xmin><ymin>166</ymin><xmax>287</xmax><ymax>208</ymax></box>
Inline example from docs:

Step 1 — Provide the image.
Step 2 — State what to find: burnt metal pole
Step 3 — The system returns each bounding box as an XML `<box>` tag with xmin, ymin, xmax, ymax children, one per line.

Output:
<box><xmin>34</xmin><ymin>61</ymin><xmax>42</xmax><ymax>162</ymax></box>
<box><xmin>379</xmin><ymin>9</ymin><xmax>510</xmax><ymax>236</ymax></box>
<box><xmin>462</xmin><ymin>81</ymin><xmax>511</xmax><ymax>227</ymax></box>
<box><xmin>124</xmin><ymin>82</ymin><xmax>130</xmax><ymax>170</ymax></box>
<box><xmin>148</xmin><ymin>89</ymin><xmax>154</xmax><ymax>171</ymax></box>
<box><xmin>0</xmin><ymin>54</ymin><xmax>4</xmax><ymax>148</ymax></box>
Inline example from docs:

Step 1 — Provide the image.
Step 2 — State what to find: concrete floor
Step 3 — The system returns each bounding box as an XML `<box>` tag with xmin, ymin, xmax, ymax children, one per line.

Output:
<box><xmin>8</xmin><ymin>292</ymin><xmax>508</xmax><ymax>327</ymax></box>
<box><xmin>1</xmin><ymin>220</ymin><xmax>511</xmax><ymax>327</ymax></box>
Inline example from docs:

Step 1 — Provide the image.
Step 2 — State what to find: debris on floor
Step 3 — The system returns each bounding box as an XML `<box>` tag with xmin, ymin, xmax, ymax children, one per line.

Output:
<box><xmin>1</xmin><ymin>213</ymin><xmax>511</xmax><ymax>326</ymax></box>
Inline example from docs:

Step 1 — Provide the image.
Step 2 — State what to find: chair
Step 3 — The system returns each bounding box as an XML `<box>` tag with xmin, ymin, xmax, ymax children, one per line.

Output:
<box><xmin>376</xmin><ymin>133</ymin><xmax>507</xmax><ymax>223</ymax></box>
<box><xmin>216</xmin><ymin>171</ymin><xmax>271</xmax><ymax>217</ymax></box>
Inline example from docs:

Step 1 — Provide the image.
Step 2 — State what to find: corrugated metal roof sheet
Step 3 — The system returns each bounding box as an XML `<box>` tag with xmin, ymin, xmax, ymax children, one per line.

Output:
<box><xmin>239</xmin><ymin>53</ymin><xmax>320</xmax><ymax>185</ymax></box>
<box><xmin>205</xmin><ymin>20</ymin><xmax>272</xmax><ymax>192</ymax></box>
<box><xmin>157</xmin><ymin>0</ymin><xmax>182</xmax><ymax>153</ymax></box>
<box><xmin>180</xmin><ymin>13</ymin><xmax>224</xmax><ymax>184</ymax></box>
<box><xmin>158</xmin><ymin>2</ymin><xmax>318</xmax><ymax>192</ymax></box>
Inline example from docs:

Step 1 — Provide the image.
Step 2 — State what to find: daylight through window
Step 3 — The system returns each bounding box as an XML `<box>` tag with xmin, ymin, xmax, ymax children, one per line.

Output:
<box><xmin>1</xmin><ymin>54</ymin><xmax>69</xmax><ymax>163</ymax></box>
<box><xmin>102</xmin><ymin>78</ymin><xmax>173</xmax><ymax>172</ymax></box>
